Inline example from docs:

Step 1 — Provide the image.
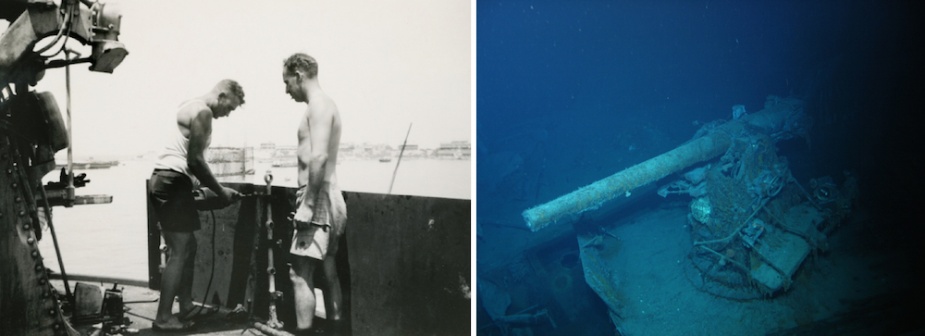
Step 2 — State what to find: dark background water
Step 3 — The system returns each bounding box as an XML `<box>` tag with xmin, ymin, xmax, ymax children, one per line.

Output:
<box><xmin>478</xmin><ymin>0</ymin><xmax>922</xmax><ymax>181</ymax></box>
<box><xmin>477</xmin><ymin>0</ymin><xmax>925</xmax><ymax>334</ymax></box>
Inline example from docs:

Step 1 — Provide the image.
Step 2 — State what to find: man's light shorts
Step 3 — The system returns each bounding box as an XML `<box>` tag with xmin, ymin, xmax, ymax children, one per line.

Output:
<box><xmin>290</xmin><ymin>183</ymin><xmax>347</xmax><ymax>260</ymax></box>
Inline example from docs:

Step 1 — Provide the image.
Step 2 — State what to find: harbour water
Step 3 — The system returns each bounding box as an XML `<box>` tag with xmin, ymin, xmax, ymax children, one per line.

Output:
<box><xmin>37</xmin><ymin>158</ymin><xmax>470</xmax><ymax>282</ymax></box>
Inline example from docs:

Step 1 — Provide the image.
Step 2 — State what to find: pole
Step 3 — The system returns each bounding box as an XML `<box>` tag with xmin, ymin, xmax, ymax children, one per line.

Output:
<box><xmin>264</xmin><ymin>171</ymin><xmax>283</xmax><ymax>329</ymax></box>
<box><xmin>387</xmin><ymin>123</ymin><xmax>412</xmax><ymax>195</ymax></box>
<box><xmin>64</xmin><ymin>49</ymin><xmax>74</xmax><ymax>207</ymax></box>
<box><xmin>38</xmin><ymin>185</ymin><xmax>72</xmax><ymax>301</ymax></box>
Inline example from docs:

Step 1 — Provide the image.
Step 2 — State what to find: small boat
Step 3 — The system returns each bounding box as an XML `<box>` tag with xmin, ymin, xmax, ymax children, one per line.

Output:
<box><xmin>379</xmin><ymin>157</ymin><xmax>392</xmax><ymax>163</ymax></box>
<box><xmin>55</xmin><ymin>160</ymin><xmax>120</xmax><ymax>170</ymax></box>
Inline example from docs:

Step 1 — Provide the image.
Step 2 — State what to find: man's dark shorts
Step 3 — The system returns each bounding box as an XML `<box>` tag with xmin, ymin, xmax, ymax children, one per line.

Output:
<box><xmin>149</xmin><ymin>169</ymin><xmax>200</xmax><ymax>232</ymax></box>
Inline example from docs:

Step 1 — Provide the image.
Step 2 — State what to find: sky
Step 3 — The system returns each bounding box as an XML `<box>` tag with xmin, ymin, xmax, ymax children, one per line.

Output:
<box><xmin>3</xmin><ymin>0</ymin><xmax>471</xmax><ymax>158</ymax></box>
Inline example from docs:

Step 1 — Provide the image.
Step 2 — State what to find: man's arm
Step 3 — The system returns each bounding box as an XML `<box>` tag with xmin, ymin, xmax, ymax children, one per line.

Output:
<box><xmin>302</xmin><ymin>104</ymin><xmax>333</xmax><ymax>208</ymax></box>
<box><xmin>186</xmin><ymin>107</ymin><xmax>226</xmax><ymax>197</ymax></box>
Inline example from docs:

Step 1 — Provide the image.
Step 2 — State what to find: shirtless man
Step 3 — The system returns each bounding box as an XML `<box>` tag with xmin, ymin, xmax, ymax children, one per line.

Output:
<box><xmin>149</xmin><ymin>79</ymin><xmax>244</xmax><ymax>331</ymax></box>
<box><xmin>283</xmin><ymin>53</ymin><xmax>347</xmax><ymax>334</ymax></box>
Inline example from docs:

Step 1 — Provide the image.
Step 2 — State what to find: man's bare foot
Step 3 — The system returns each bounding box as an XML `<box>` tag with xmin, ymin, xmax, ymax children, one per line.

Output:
<box><xmin>152</xmin><ymin>316</ymin><xmax>195</xmax><ymax>332</ymax></box>
<box><xmin>179</xmin><ymin>303</ymin><xmax>196</xmax><ymax>314</ymax></box>
<box><xmin>176</xmin><ymin>306</ymin><xmax>216</xmax><ymax>321</ymax></box>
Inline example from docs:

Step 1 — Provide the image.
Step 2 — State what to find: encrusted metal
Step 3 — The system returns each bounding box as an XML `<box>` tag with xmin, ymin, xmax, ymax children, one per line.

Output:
<box><xmin>0</xmin><ymin>136</ymin><xmax>73</xmax><ymax>334</ymax></box>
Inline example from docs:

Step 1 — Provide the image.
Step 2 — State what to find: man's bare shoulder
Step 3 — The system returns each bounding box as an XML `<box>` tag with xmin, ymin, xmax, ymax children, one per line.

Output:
<box><xmin>178</xmin><ymin>100</ymin><xmax>212</xmax><ymax>123</ymax></box>
<box><xmin>307</xmin><ymin>94</ymin><xmax>338</xmax><ymax>116</ymax></box>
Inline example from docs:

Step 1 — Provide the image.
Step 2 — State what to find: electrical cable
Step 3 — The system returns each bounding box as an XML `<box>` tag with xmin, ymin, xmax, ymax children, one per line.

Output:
<box><xmin>184</xmin><ymin>210</ymin><xmax>219</xmax><ymax>320</ymax></box>
<box><xmin>35</xmin><ymin>0</ymin><xmax>74</xmax><ymax>55</ymax></box>
<box><xmin>43</xmin><ymin>1</ymin><xmax>75</xmax><ymax>59</ymax></box>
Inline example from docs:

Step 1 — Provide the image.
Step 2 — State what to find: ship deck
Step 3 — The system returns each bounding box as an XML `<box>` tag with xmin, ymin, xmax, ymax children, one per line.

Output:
<box><xmin>50</xmin><ymin>279</ymin><xmax>327</xmax><ymax>336</ymax></box>
<box><xmin>51</xmin><ymin>280</ymin><xmax>278</xmax><ymax>335</ymax></box>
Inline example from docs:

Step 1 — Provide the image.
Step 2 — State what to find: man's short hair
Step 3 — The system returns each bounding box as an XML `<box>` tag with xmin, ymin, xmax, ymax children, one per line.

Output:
<box><xmin>216</xmin><ymin>79</ymin><xmax>245</xmax><ymax>104</ymax></box>
<box><xmin>284</xmin><ymin>53</ymin><xmax>319</xmax><ymax>79</ymax></box>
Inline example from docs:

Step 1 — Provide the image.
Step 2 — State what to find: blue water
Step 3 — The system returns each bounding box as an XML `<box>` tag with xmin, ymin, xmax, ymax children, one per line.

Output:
<box><xmin>477</xmin><ymin>1</ymin><xmax>925</xmax><ymax>335</ymax></box>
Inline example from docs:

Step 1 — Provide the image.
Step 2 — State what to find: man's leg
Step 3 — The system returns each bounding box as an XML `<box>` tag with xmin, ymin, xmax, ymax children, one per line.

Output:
<box><xmin>322</xmin><ymin>235</ymin><xmax>343</xmax><ymax>322</ymax></box>
<box><xmin>290</xmin><ymin>255</ymin><xmax>318</xmax><ymax>330</ymax></box>
<box><xmin>155</xmin><ymin>231</ymin><xmax>195</xmax><ymax>327</ymax></box>
<box><xmin>178</xmin><ymin>234</ymin><xmax>198</xmax><ymax>314</ymax></box>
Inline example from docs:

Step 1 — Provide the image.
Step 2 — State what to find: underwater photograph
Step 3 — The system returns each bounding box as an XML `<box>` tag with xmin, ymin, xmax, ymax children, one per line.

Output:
<box><xmin>476</xmin><ymin>0</ymin><xmax>925</xmax><ymax>335</ymax></box>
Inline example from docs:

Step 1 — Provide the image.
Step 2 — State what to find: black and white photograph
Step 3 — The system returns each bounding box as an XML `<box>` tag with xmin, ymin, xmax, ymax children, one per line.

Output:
<box><xmin>1</xmin><ymin>0</ymin><xmax>470</xmax><ymax>335</ymax></box>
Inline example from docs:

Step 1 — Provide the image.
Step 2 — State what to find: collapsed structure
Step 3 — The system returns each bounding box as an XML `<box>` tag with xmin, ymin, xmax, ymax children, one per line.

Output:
<box><xmin>523</xmin><ymin>95</ymin><xmax>858</xmax><ymax>329</ymax></box>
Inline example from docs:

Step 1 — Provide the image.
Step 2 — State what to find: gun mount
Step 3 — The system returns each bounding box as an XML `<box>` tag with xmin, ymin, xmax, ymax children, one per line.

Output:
<box><xmin>522</xmin><ymin>95</ymin><xmax>814</xmax><ymax>232</ymax></box>
<box><xmin>1</xmin><ymin>0</ymin><xmax>127</xmax><ymax>334</ymax></box>
<box><xmin>521</xmin><ymin>96</ymin><xmax>858</xmax><ymax>331</ymax></box>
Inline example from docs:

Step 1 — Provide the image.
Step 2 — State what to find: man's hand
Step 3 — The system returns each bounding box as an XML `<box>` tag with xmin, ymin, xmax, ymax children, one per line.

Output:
<box><xmin>295</xmin><ymin>187</ymin><xmax>305</xmax><ymax>205</ymax></box>
<box><xmin>292</xmin><ymin>203</ymin><xmax>314</xmax><ymax>229</ymax></box>
<box><xmin>218</xmin><ymin>186</ymin><xmax>241</xmax><ymax>205</ymax></box>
